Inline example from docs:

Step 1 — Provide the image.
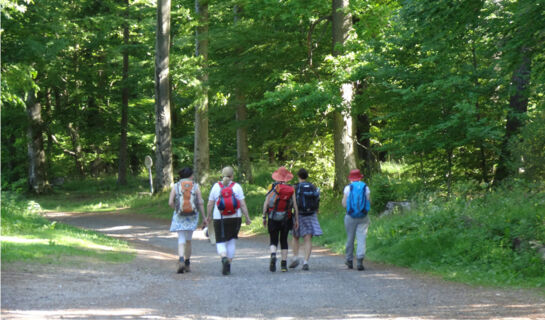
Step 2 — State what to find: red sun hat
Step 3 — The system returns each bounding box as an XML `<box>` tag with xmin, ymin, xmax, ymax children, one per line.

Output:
<box><xmin>348</xmin><ymin>169</ymin><xmax>364</xmax><ymax>182</ymax></box>
<box><xmin>272</xmin><ymin>166</ymin><xmax>294</xmax><ymax>182</ymax></box>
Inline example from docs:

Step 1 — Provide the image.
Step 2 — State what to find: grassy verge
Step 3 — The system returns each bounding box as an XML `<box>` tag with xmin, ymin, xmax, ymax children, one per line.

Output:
<box><xmin>1</xmin><ymin>192</ymin><xmax>134</xmax><ymax>264</ymax></box>
<box><xmin>367</xmin><ymin>182</ymin><xmax>545</xmax><ymax>288</ymax></box>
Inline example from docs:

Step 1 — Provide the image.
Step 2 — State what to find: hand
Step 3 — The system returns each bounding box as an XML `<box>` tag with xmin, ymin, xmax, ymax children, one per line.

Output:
<box><xmin>245</xmin><ymin>216</ymin><xmax>251</xmax><ymax>226</ymax></box>
<box><xmin>294</xmin><ymin>220</ymin><xmax>299</xmax><ymax>230</ymax></box>
<box><xmin>262</xmin><ymin>217</ymin><xmax>267</xmax><ymax>227</ymax></box>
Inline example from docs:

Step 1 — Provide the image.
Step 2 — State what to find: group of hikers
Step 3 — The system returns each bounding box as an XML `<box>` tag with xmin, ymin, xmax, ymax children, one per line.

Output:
<box><xmin>168</xmin><ymin>166</ymin><xmax>371</xmax><ymax>275</ymax></box>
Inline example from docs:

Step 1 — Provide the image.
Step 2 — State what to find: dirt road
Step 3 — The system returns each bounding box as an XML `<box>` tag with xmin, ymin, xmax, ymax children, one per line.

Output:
<box><xmin>2</xmin><ymin>211</ymin><xmax>544</xmax><ymax>319</ymax></box>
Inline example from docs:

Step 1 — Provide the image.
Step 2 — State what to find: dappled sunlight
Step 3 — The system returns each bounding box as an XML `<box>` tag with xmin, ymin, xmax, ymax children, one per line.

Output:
<box><xmin>97</xmin><ymin>225</ymin><xmax>135</xmax><ymax>232</ymax></box>
<box><xmin>0</xmin><ymin>236</ymin><xmax>48</xmax><ymax>244</ymax></box>
<box><xmin>1</xmin><ymin>308</ymin><xmax>158</xmax><ymax>319</ymax></box>
<box><xmin>133</xmin><ymin>247</ymin><xmax>176</xmax><ymax>261</ymax></box>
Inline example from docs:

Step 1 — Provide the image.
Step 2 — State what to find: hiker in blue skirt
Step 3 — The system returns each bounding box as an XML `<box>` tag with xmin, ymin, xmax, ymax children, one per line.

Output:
<box><xmin>289</xmin><ymin>168</ymin><xmax>322</xmax><ymax>271</ymax></box>
<box><xmin>342</xmin><ymin>169</ymin><xmax>371</xmax><ymax>271</ymax></box>
<box><xmin>168</xmin><ymin>167</ymin><xmax>207</xmax><ymax>274</ymax></box>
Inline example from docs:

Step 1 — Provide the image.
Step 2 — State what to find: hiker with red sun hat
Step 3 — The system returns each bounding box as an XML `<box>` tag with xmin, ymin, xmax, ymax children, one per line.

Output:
<box><xmin>262</xmin><ymin>166</ymin><xmax>299</xmax><ymax>272</ymax></box>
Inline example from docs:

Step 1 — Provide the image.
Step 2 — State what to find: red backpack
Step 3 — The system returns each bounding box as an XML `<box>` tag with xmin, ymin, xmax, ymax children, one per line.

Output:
<box><xmin>267</xmin><ymin>183</ymin><xmax>294</xmax><ymax>221</ymax></box>
<box><xmin>216</xmin><ymin>182</ymin><xmax>240</xmax><ymax>216</ymax></box>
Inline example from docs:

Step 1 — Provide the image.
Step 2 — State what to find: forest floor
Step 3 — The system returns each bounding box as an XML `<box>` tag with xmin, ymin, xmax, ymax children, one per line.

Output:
<box><xmin>2</xmin><ymin>211</ymin><xmax>545</xmax><ymax>319</ymax></box>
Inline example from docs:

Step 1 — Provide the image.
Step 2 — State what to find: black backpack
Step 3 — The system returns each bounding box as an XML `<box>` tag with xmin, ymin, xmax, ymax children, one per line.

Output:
<box><xmin>296</xmin><ymin>182</ymin><xmax>320</xmax><ymax>216</ymax></box>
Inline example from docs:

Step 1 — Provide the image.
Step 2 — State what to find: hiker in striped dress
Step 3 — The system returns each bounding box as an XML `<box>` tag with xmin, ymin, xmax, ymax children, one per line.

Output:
<box><xmin>289</xmin><ymin>168</ymin><xmax>322</xmax><ymax>271</ymax></box>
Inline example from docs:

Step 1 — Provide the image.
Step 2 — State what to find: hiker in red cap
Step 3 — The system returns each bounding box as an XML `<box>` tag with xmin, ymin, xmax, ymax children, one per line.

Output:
<box><xmin>262</xmin><ymin>166</ymin><xmax>299</xmax><ymax>272</ymax></box>
<box><xmin>342</xmin><ymin>169</ymin><xmax>371</xmax><ymax>271</ymax></box>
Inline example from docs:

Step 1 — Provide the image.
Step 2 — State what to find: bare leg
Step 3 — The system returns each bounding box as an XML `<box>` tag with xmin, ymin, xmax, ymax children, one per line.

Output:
<box><xmin>184</xmin><ymin>241</ymin><xmax>192</xmax><ymax>260</ymax></box>
<box><xmin>303</xmin><ymin>234</ymin><xmax>312</xmax><ymax>262</ymax></box>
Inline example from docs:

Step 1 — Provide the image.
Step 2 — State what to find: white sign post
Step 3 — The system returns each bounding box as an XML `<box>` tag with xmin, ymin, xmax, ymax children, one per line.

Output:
<box><xmin>144</xmin><ymin>156</ymin><xmax>154</xmax><ymax>194</ymax></box>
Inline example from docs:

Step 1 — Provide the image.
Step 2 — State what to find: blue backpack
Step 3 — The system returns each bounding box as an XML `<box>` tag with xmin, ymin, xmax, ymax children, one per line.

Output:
<box><xmin>346</xmin><ymin>181</ymin><xmax>370</xmax><ymax>218</ymax></box>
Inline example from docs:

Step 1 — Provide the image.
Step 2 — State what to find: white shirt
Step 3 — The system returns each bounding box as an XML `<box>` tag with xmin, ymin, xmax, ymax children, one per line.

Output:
<box><xmin>208</xmin><ymin>182</ymin><xmax>245</xmax><ymax>219</ymax></box>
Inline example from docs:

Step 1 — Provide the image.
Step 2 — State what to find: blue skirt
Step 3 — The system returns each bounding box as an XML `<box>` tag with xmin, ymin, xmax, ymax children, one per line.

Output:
<box><xmin>293</xmin><ymin>213</ymin><xmax>323</xmax><ymax>237</ymax></box>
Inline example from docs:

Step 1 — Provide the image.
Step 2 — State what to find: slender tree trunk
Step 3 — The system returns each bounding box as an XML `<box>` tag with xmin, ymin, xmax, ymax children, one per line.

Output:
<box><xmin>471</xmin><ymin>46</ymin><xmax>489</xmax><ymax>184</ymax></box>
<box><xmin>495</xmin><ymin>51</ymin><xmax>531</xmax><ymax>183</ymax></box>
<box><xmin>446</xmin><ymin>148</ymin><xmax>453</xmax><ymax>198</ymax></box>
<box><xmin>235</xmin><ymin>92</ymin><xmax>252</xmax><ymax>182</ymax></box>
<box><xmin>44</xmin><ymin>89</ymin><xmax>54</xmax><ymax>174</ymax></box>
<box><xmin>332</xmin><ymin>0</ymin><xmax>358</xmax><ymax>192</ymax></box>
<box><xmin>118</xmin><ymin>0</ymin><xmax>130</xmax><ymax>185</ymax></box>
<box><xmin>194</xmin><ymin>0</ymin><xmax>210</xmax><ymax>184</ymax></box>
<box><xmin>233</xmin><ymin>5</ymin><xmax>252</xmax><ymax>183</ymax></box>
<box><xmin>154</xmin><ymin>0</ymin><xmax>174</xmax><ymax>192</ymax></box>
<box><xmin>67</xmin><ymin>122</ymin><xmax>85</xmax><ymax>177</ymax></box>
<box><xmin>26</xmin><ymin>88</ymin><xmax>49</xmax><ymax>194</ymax></box>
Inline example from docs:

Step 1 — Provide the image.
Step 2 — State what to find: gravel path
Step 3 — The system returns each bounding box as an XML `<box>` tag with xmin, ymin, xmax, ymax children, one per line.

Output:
<box><xmin>2</xmin><ymin>211</ymin><xmax>544</xmax><ymax>319</ymax></box>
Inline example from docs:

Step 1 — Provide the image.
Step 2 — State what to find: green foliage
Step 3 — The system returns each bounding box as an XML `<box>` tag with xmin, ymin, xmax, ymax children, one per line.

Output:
<box><xmin>368</xmin><ymin>182</ymin><xmax>545</xmax><ymax>288</ymax></box>
<box><xmin>510</xmin><ymin>107</ymin><xmax>545</xmax><ymax>181</ymax></box>
<box><xmin>1</xmin><ymin>192</ymin><xmax>134</xmax><ymax>263</ymax></box>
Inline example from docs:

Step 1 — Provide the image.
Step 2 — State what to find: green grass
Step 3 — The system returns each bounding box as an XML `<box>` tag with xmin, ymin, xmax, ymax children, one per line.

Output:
<box><xmin>1</xmin><ymin>193</ymin><xmax>134</xmax><ymax>264</ymax></box>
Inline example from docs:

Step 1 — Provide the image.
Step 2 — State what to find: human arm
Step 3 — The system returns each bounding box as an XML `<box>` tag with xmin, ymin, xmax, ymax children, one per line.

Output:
<box><xmin>291</xmin><ymin>192</ymin><xmax>299</xmax><ymax>230</ymax></box>
<box><xmin>262</xmin><ymin>193</ymin><xmax>271</xmax><ymax>227</ymax></box>
<box><xmin>195</xmin><ymin>185</ymin><xmax>207</xmax><ymax>226</ymax></box>
<box><xmin>342</xmin><ymin>192</ymin><xmax>348</xmax><ymax>208</ymax></box>
<box><xmin>207</xmin><ymin>200</ymin><xmax>215</xmax><ymax>224</ymax></box>
<box><xmin>239</xmin><ymin>199</ymin><xmax>251</xmax><ymax>225</ymax></box>
<box><xmin>168</xmin><ymin>186</ymin><xmax>176</xmax><ymax>209</ymax></box>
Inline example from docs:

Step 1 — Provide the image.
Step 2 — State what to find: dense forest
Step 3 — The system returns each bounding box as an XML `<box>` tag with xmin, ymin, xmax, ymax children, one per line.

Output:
<box><xmin>2</xmin><ymin>0</ymin><xmax>545</xmax><ymax>196</ymax></box>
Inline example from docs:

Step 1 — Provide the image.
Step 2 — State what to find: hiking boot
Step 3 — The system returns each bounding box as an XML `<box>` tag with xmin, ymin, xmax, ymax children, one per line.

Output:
<box><xmin>281</xmin><ymin>260</ymin><xmax>288</xmax><ymax>272</ymax></box>
<box><xmin>184</xmin><ymin>259</ymin><xmax>191</xmax><ymax>273</ymax></box>
<box><xmin>302</xmin><ymin>263</ymin><xmax>309</xmax><ymax>271</ymax></box>
<box><xmin>357</xmin><ymin>258</ymin><xmax>365</xmax><ymax>271</ymax></box>
<box><xmin>177</xmin><ymin>258</ymin><xmax>185</xmax><ymax>274</ymax></box>
<box><xmin>269</xmin><ymin>253</ymin><xmax>277</xmax><ymax>272</ymax></box>
<box><xmin>222</xmin><ymin>257</ymin><xmax>230</xmax><ymax>276</ymax></box>
<box><xmin>289</xmin><ymin>258</ymin><xmax>300</xmax><ymax>269</ymax></box>
<box><xmin>345</xmin><ymin>259</ymin><xmax>353</xmax><ymax>269</ymax></box>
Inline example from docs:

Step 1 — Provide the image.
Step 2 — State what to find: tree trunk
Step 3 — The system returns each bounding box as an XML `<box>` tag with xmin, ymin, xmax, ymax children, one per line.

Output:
<box><xmin>154</xmin><ymin>0</ymin><xmax>174</xmax><ymax>192</ymax></box>
<box><xmin>67</xmin><ymin>122</ymin><xmax>85</xmax><ymax>177</ymax></box>
<box><xmin>118</xmin><ymin>0</ymin><xmax>130</xmax><ymax>185</ymax></box>
<box><xmin>332</xmin><ymin>0</ymin><xmax>358</xmax><ymax>192</ymax></box>
<box><xmin>26</xmin><ymin>88</ymin><xmax>49</xmax><ymax>194</ymax></box>
<box><xmin>194</xmin><ymin>0</ymin><xmax>210</xmax><ymax>184</ymax></box>
<box><xmin>494</xmin><ymin>51</ymin><xmax>531</xmax><ymax>183</ymax></box>
<box><xmin>233</xmin><ymin>5</ymin><xmax>252</xmax><ymax>183</ymax></box>
<box><xmin>235</xmin><ymin>92</ymin><xmax>252</xmax><ymax>183</ymax></box>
